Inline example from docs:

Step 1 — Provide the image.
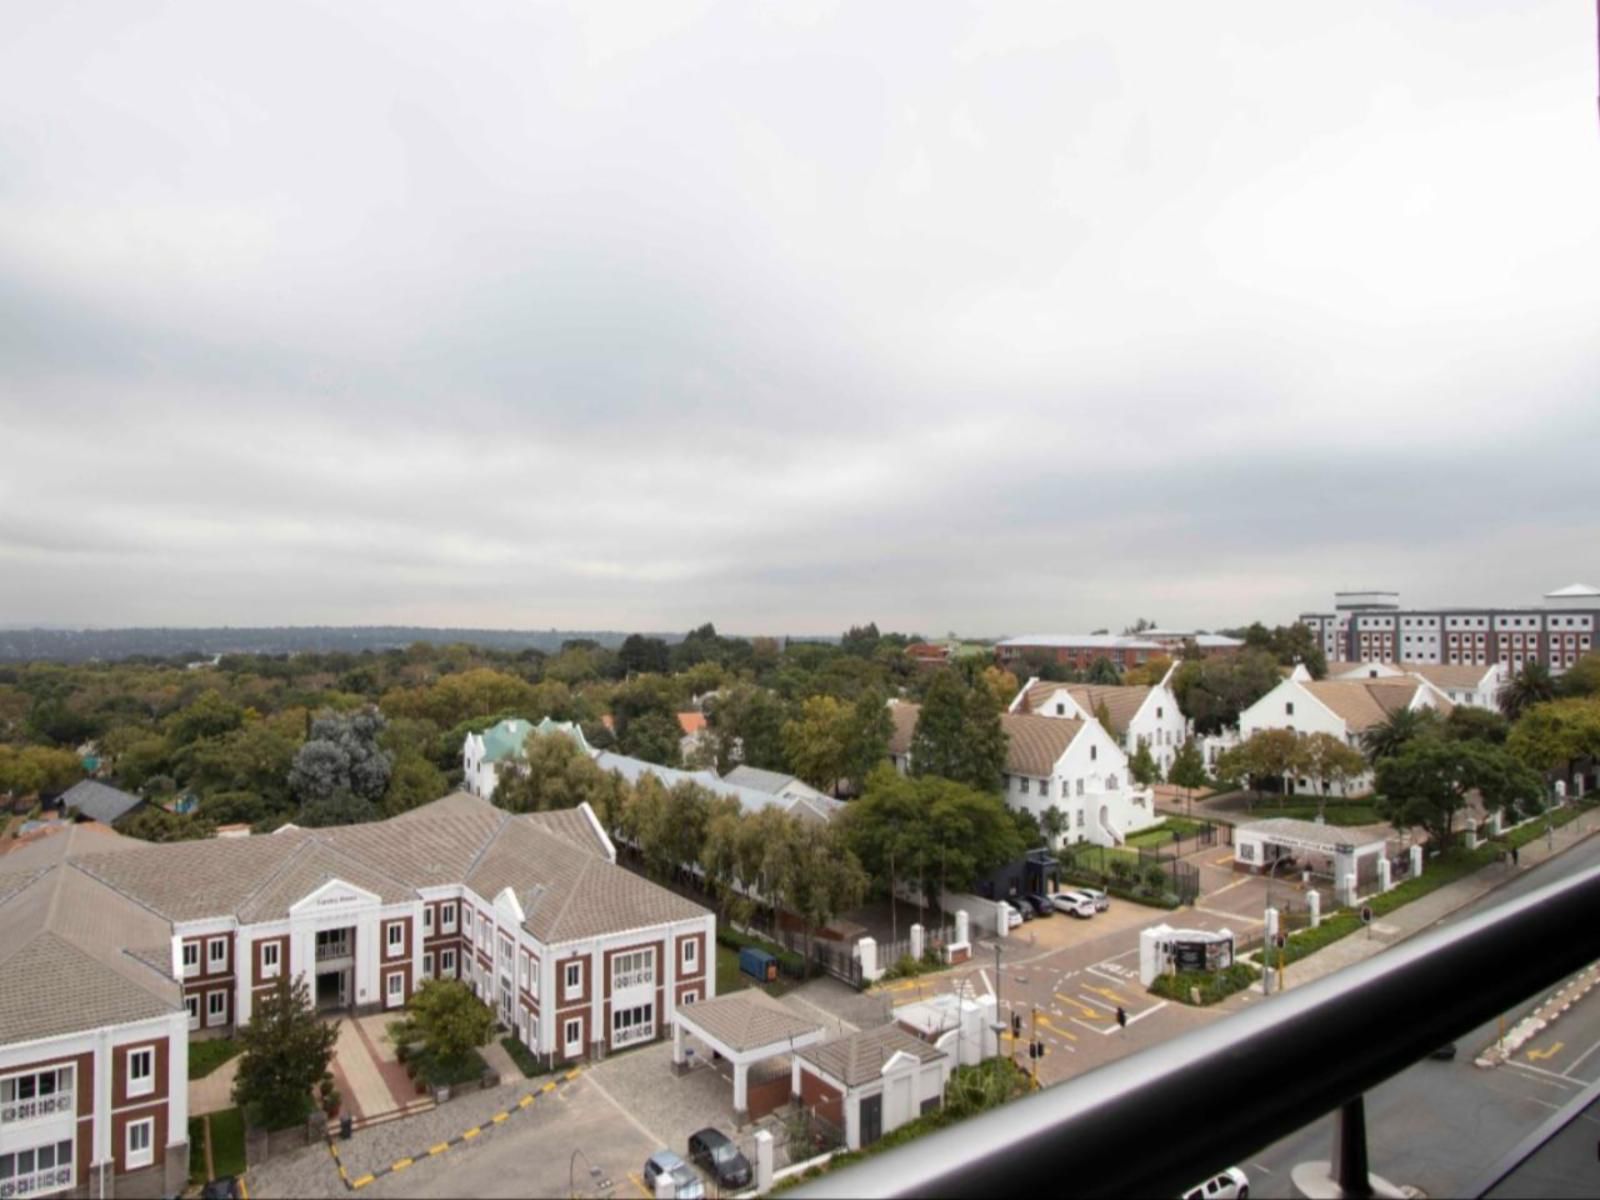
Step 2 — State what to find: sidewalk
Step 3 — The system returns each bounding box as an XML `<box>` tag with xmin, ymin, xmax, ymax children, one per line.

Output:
<box><xmin>189</xmin><ymin>1055</ymin><xmax>240</xmax><ymax>1116</ymax></box>
<box><xmin>1267</xmin><ymin>809</ymin><xmax>1600</xmax><ymax>992</ymax></box>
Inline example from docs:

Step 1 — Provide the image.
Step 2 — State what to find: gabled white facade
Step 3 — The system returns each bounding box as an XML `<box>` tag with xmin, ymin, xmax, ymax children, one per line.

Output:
<box><xmin>1001</xmin><ymin>720</ymin><xmax>1161</xmax><ymax>848</ymax></box>
<box><xmin>1009</xmin><ymin>676</ymin><xmax>1191</xmax><ymax>774</ymax></box>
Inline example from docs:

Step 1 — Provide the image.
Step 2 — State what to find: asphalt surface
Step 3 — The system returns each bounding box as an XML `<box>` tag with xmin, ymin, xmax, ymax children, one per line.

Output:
<box><xmin>1242</xmin><ymin>833</ymin><xmax>1600</xmax><ymax>1198</ymax></box>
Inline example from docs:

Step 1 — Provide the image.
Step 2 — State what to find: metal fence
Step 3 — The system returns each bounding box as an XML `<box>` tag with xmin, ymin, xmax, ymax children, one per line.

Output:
<box><xmin>1058</xmin><ymin>844</ymin><xmax>1200</xmax><ymax>906</ymax></box>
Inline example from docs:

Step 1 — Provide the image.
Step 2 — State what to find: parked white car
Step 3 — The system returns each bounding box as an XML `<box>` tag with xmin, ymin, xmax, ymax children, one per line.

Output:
<box><xmin>1182</xmin><ymin>1166</ymin><xmax>1249</xmax><ymax>1200</ymax></box>
<box><xmin>1075</xmin><ymin>886</ymin><xmax>1111</xmax><ymax>912</ymax></box>
<box><xmin>1002</xmin><ymin>902</ymin><xmax>1024</xmax><ymax>929</ymax></box>
<box><xmin>1049</xmin><ymin>891</ymin><xmax>1096</xmax><ymax>919</ymax></box>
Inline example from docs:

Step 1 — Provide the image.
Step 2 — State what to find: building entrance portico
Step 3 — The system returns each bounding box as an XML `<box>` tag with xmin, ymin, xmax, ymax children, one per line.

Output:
<box><xmin>315</xmin><ymin>926</ymin><xmax>356</xmax><ymax>1011</ymax></box>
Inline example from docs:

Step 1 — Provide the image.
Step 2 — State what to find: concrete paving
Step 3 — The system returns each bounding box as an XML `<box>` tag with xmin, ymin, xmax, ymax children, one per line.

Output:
<box><xmin>188</xmin><ymin>1055</ymin><xmax>240</xmax><ymax>1116</ymax></box>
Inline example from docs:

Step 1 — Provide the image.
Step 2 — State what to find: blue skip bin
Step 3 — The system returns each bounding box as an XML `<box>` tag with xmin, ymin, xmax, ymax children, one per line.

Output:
<box><xmin>738</xmin><ymin>947</ymin><xmax>778</xmax><ymax>983</ymax></box>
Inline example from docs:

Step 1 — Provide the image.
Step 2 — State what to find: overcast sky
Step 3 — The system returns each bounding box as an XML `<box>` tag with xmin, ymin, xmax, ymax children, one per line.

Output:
<box><xmin>2</xmin><ymin>2</ymin><xmax>1597</xmax><ymax>637</ymax></box>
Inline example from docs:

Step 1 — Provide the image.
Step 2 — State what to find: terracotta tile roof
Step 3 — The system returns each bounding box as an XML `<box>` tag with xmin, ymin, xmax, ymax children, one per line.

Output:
<box><xmin>1000</xmin><ymin>713</ymin><xmax>1083</xmax><ymax>776</ymax></box>
<box><xmin>887</xmin><ymin>702</ymin><xmax>920</xmax><ymax>757</ymax></box>
<box><xmin>1403</xmin><ymin>663</ymin><xmax>1497</xmax><ymax>690</ymax></box>
<box><xmin>1301</xmin><ymin>679</ymin><xmax>1451</xmax><ymax>732</ymax></box>
<box><xmin>677</xmin><ymin>712</ymin><xmax>707</xmax><ymax>736</ymax></box>
<box><xmin>796</xmin><ymin>1024</ymin><xmax>946</xmax><ymax>1088</ymax></box>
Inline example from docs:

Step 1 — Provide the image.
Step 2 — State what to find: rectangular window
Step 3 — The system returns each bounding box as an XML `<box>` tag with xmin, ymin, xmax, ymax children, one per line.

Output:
<box><xmin>126</xmin><ymin>1118</ymin><xmax>154</xmax><ymax>1169</ymax></box>
<box><xmin>385</xmin><ymin>972</ymin><xmax>404</xmax><ymax>1009</ymax></box>
<box><xmin>682</xmin><ymin>938</ymin><xmax>698</xmax><ymax>972</ymax></box>
<box><xmin>520</xmin><ymin>951</ymin><xmax>531</xmax><ymax>992</ymax></box>
<box><xmin>441</xmin><ymin>949</ymin><xmax>456</xmax><ymax>976</ymax></box>
<box><xmin>612</xmin><ymin>949</ymin><xmax>654</xmax><ymax>991</ymax></box>
<box><xmin>1075</xmin><ymin>779</ymin><xmax>1084</xmax><ymax>797</ymax></box>
<box><xmin>207</xmin><ymin>991</ymin><xmax>227</xmax><ymax>1026</ymax></box>
<box><xmin>186</xmin><ymin>995</ymin><xmax>200</xmax><ymax>1031</ymax></box>
<box><xmin>182</xmin><ymin>943</ymin><xmax>200</xmax><ymax>977</ymax></box>
<box><xmin>422</xmin><ymin>952</ymin><xmax>435</xmax><ymax>980</ymax></box>
<box><xmin>611</xmin><ymin>1003</ymin><xmax>655</xmax><ymax>1048</ymax></box>
<box><xmin>386</xmin><ymin>923</ymin><xmax>404</xmax><ymax>958</ymax></box>
<box><xmin>1090</xmin><ymin>745</ymin><xmax>1098</xmax><ymax>761</ymax></box>
<box><xmin>423</xmin><ymin>906</ymin><xmax>434</xmax><ymax>935</ymax></box>
<box><xmin>441</xmin><ymin>904</ymin><xmax>457</xmax><ymax>934</ymax></box>
<box><xmin>1285</xmin><ymin>702</ymin><xmax>1295</xmax><ymax>716</ymax></box>
<box><xmin>127</xmin><ymin>1048</ymin><xmax>153</xmax><ymax>1098</ymax></box>
<box><xmin>681</xmin><ymin>991</ymin><xmax>698</xmax><ymax>1006</ymax></box>
<box><xmin>478</xmin><ymin>915</ymin><xmax>490</xmax><ymax>947</ymax></box>
<box><xmin>261</xmin><ymin>941</ymin><xmax>280</xmax><ymax>979</ymax></box>
<box><xmin>0</xmin><ymin>1139</ymin><xmax>74</xmax><ymax>1195</ymax></box>
<box><xmin>1</xmin><ymin>1066</ymin><xmax>75</xmax><ymax>1125</ymax></box>
<box><xmin>1076</xmin><ymin>810</ymin><xmax>1084</xmax><ymax>827</ymax></box>
<box><xmin>564</xmin><ymin>962</ymin><xmax>582</xmax><ymax>999</ymax></box>
<box><xmin>1019</xmin><ymin>778</ymin><xmax>1030</xmax><ymax>795</ymax></box>
<box><xmin>208</xmin><ymin>938</ymin><xmax>227</xmax><ymax>971</ymax></box>
<box><xmin>563</xmin><ymin>1018</ymin><xmax>583</xmax><ymax>1057</ymax></box>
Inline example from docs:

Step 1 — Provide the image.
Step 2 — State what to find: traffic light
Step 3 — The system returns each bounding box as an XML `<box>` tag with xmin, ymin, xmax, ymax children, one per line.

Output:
<box><xmin>1012</xmin><ymin>1012</ymin><xmax>1022</xmax><ymax>1037</ymax></box>
<box><xmin>1116</xmin><ymin>1006</ymin><xmax>1128</xmax><ymax>1029</ymax></box>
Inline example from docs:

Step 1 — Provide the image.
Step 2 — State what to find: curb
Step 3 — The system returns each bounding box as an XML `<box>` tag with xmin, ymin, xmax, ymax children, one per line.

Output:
<box><xmin>328</xmin><ymin>1068</ymin><xmax>583</xmax><ymax>1190</ymax></box>
<box><xmin>1475</xmin><ymin>963</ymin><xmax>1600</xmax><ymax>1069</ymax></box>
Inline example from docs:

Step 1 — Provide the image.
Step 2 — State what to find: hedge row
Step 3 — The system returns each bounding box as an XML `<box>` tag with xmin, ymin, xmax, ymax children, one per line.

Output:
<box><xmin>1149</xmin><ymin>962</ymin><xmax>1261</xmax><ymax>1006</ymax></box>
<box><xmin>499</xmin><ymin>1035</ymin><xmax>550</xmax><ymax>1078</ymax></box>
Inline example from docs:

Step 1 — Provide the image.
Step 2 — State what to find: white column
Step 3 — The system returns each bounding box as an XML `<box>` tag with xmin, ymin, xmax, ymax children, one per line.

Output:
<box><xmin>1378</xmin><ymin>859</ymin><xmax>1392</xmax><ymax>893</ymax></box>
<box><xmin>909</xmin><ymin>924</ymin><xmax>924</xmax><ymax>961</ymax></box>
<box><xmin>1264</xmin><ymin>907</ymin><xmax>1279</xmax><ymax>940</ymax></box>
<box><xmin>955</xmin><ymin>911</ymin><xmax>970</xmax><ymax>944</ymax></box>
<box><xmin>672</xmin><ymin>1018</ymin><xmax>685</xmax><ymax>1066</ymax></box>
<box><xmin>733</xmin><ymin>1061</ymin><xmax>749</xmax><ymax>1116</ymax></box>
<box><xmin>1307</xmin><ymin>890</ymin><xmax>1321</xmax><ymax>928</ymax></box>
<box><xmin>857</xmin><ymin>937</ymin><xmax>882</xmax><ymax>983</ymax></box>
<box><xmin>1410</xmin><ymin>845</ymin><xmax>1424</xmax><ymax>878</ymax></box>
<box><xmin>755</xmin><ymin>1130</ymin><xmax>775</xmax><ymax>1193</ymax></box>
<box><xmin>1340</xmin><ymin>873</ymin><xmax>1357</xmax><ymax>908</ymax></box>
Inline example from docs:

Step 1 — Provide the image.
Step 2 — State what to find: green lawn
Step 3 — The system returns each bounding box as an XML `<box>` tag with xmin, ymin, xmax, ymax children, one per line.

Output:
<box><xmin>1242</xmin><ymin>803</ymin><xmax>1383</xmax><ymax>827</ymax></box>
<box><xmin>187</xmin><ymin>1117</ymin><xmax>206</xmax><ymax>1185</ymax></box>
<box><xmin>208</xmin><ymin>1107</ymin><xmax>247</xmax><ymax>1178</ymax></box>
<box><xmin>716</xmin><ymin>944</ymin><xmax>750</xmax><ymax>994</ymax></box>
<box><xmin>1125</xmin><ymin>816</ymin><xmax>1209</xmax><ymax>848</ymax></box>
<box><xmin>188</xmin><ymin>1037</ymin><xmax>241</xmax><ymax>1080</ymax></box>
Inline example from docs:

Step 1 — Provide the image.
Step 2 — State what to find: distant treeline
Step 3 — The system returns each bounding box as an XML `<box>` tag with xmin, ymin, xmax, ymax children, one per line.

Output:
<box><xmin>0</xmin><ymin>626</ymin><xmax>654</xmax><ymax>663</ymax></box>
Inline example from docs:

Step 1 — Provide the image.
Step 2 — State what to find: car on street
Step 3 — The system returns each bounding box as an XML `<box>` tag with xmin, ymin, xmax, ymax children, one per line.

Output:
<box><xmin>1074</xmin><ymin>886</ymin><xmax>1111</xmax><ymax>911</ymax></box>
<box><xmin>688</xmin><ymin>1128</ymin><xmax>753</xmax><ymax>1191</ymax></box>
<box><xmin>1002</xmin><ymin>902</ymin><xmax>1024</xmax><ymax>929</ymax></box>
<box><xmin>1429</xmin><ymin>1042</ymin><xmax>1457</xmax><ymax>1061</ymax></box>
<box><xmin>1182</xmin><ymin>1165</ymin><xmax>1249</xmax><ymax>1200</ymax></box>
<box><xmin>200</xmin><ymin>1180</ymin><xmax>241</xmax><ymax>1200</ymax></box>
<box><xmin>1023</xmin><ymin>892</ymin><xmax>1055</xmax><ymax>917</ymax></box>
<box><xmin>644</xmin><ymin>1150</ymin><xmax>707</xmax><ymax>1200</ymax></box>
<box><xmin>1049</xmin><ymin>890</ymin><xmax>1097</xmax><ymax>918</ymax></box>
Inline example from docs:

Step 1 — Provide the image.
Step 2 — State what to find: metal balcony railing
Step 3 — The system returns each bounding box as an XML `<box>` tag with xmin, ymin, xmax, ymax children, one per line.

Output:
<box><xmin>794</xmin><ymin>863</ymin><xmax>1600</xmax><ymax>1199</ymax></box>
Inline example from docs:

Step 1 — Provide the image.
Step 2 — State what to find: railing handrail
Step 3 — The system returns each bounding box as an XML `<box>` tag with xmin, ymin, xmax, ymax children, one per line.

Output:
<box><xmin>792</xmin><ymin>862</ymin><xmax>1600</xmax><ymax>1199</ymax></box>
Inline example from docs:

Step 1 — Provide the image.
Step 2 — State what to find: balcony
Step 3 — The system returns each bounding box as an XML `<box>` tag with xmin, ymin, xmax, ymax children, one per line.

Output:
<box><xmin>315</xmin><ymin>932</ymin><xmax>352</xmax><ymax>964</ymax></box>
<box><xmin>0</xmin><ymin>1163</ymin><xmax>73</xmax><ymax>1200</ymax></box>
<box><xmin>792</xmin><ymin>861</ymin><xmax>1600</xmax><ymax>1198</ymax></box>
<box><xmin>612</xmin><ymin>1021</ymin><xmax>655</xmax><ymax>1049</ymax></box>
<box><xmin>612</xmin><ymin>969</ymin><xmax>655</xmax><ymax>992</ymax></box>
<box><xmin>0</xmin><ymin>1091</ymin><xmax>73</xmax><ymax>1126</ymax></box>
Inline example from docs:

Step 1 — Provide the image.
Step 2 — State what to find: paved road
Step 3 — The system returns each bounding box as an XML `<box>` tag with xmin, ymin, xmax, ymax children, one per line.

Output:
<box><xmin>1243</xmin><ymin>832</ymin><xmax>1600</xmax><ymax>1198</ymax></box>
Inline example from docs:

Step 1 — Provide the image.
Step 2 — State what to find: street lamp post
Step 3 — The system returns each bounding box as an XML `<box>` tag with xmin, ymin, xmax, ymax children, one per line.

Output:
<box><xmin>569</xmin><ymin>1149</ymin><xmax>610</xmax><ymax>1199</ymax></box>
<box><xmin>1263</xmin><ymin>854</ymin><xmax>1292</xmax><ymax>996</ymax></box>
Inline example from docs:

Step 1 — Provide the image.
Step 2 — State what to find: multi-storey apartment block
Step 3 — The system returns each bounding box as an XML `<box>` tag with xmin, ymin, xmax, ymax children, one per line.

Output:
<box><xmin>1300</xmin><ymin>585</ymin><xmax>1599</xmax><ymax>674</ymax></box>
<box><xmin>0</xmin><ymin>794</ymin><xmax>712</xmax><ymax>1198</ymax></box>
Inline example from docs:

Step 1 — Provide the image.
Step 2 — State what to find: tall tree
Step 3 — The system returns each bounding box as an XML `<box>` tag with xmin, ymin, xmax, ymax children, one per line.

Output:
<box><xmin>288</xmin><ymin>708</ymin><xmax>393</xmax><ymax>808</ymax></box>
<box><xmin>1375</xmin><ymin>739</ymin><xmax>1543</xmax><ymax>846</ymax></box>
<box><xmin>782</xmin><ymin>695</ymin><xmax>855</xmax><ymax>794</ymax></box>
<box><xmin>1086</xmin><ymin>657</ymin><xmax>1122</xmax><ymax>685</ymax></box>
<box><xmin>1129</xmin><ymin>739</ymin><xmax>1160</xmax><ymax>787</ymax></box>
<box><xmin>1040</xmin><ymin>804</ymin><xmax>1067</xmax><ymax>850</ymax></box>
<box><xmin>1501</xmin><ymin>662</ymin><xmax>1556</xmax><ymax>721</ymax></box>
<box><xmin>839</xmin><ymin>766</ymin><xmax>931</xmax><ymax>944</ymax></box>
<box><xmin>1294</xmin><ymin>732</ymin><xmax>1368</xmax><ymax>819</ymax></box>
<box><xmin>909</xmin><ymin>670</ymin><xmax>1007</xmax><ymax>793</ymax></box>
<box><xmin>843</xmin><ymin>689</ymin><xmax>894</xmax><ymax>791</ymax></box>
<box><xmin>1506</xmin><ymin>698</ymin><xmax>1600</xmax><ymax>791</ymax></box>
<box><xmin>1360</xmin><ymin>706</ymin><xmax>1441</xmax><ymax>766</ymax></box>
<box><xmin>617</xmin><ymin>634</ymin><xmax>671</xmax><ymax>676</ymax></box>
<box><xmin>1168</xmin><ymin>738</ymin><xmax>1208</xmax><ymax>818</ymax></box>
<box><xmin>232</xmin><ymin>976</ymin><xmax>339</xmax><ymax>1130</ymax></box>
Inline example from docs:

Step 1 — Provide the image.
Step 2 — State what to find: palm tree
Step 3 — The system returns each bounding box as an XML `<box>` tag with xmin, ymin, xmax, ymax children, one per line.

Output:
<box><xmin>1500</xmin><ymin>661</ymin><xmax>1555</xmax><ymax>721</ymax></box>
<box><xmin>1360</xmin><ymin>706</ymin><xmax>1438</xmax><ymax>765</ymax></box>
<box><xmin>1041</xmin><ymin>805</ymin><xmax>1067</xmax><ymax>850</ymax></box>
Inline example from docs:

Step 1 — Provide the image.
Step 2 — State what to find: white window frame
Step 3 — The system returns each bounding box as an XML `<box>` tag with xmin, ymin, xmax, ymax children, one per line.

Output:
<box><xmin>181</xmin><ymin>942</ymin><xmax>200</xmax><ymax>978</ymax></box>
<box><xmin>385</xmin><ymin>971</ymin><xmax>404</xmax><ymax>1009</ymax></box>
<box><xmin>126</xmin><ymin>1117</ymin><xmax>155</xmax><ymax>1169</ymax></box>
<box><xmin>261</xmin><ymin>941</ymin><xmax>281</xmax><ymax>979</ymax></box>
<box><xmin>441</xmin><ymin>948</ymin><xmax>457</xmax><ymax>976</ymax></box>
<box><xmin>681</xmin><ymin>937</ymin><xmax>698</xmax><ymax>972</ymax></box>
<box><xmin>423</xmin><ymin>906</ymin><xmax>434</xmax><ymax>935</ymax></box>
<box><xmin>564</xmin><ymin>961</ymin><xmax>581</xmax><ymax>1000</ymax></box>
<box><xmin>127</xmin><ymin>1048</ymin><xmax>154</xmax><ymax>1099</ymax></box>
<box><xmin>611</xmin><ymin>949</ymin><xmax>654</xmax><ymax>992</ymax></box>
<box><xmin>1</xmin><ymin>1065</ymin><xmax>76</xmax><ymax>1126</ymax></box>
<box><xmin>206</xmin><ymin>990</ymin><xmax>227</xmax><ymax>1027</ymax></box>
<box><xmin>611</xmin><ymin>1002</ymin><xmax>654</xmax><ymax>1048</ymax></box>
<box><xmin>386</xmin><ymin>922</ymin><xmax>404</xmax><ymax>959</ymax></box>
<box><xmin>422</xmin><ymin>952</ymin><xmax>435</xmax><ymax>979</ymax></box>
<box><xmin>440</xmin><ymin>903</ymin><xmax>457</xmax><ymax>935</ymax></box>
<box><xmin>185</xmin><ymin>995</ymin><xmax>200</xmax><ymax>1031</ymax></box>
<box><xmin>207</xmin><ymin>937</ymin><xmax>227</xmax><ymax>972</ymax></box>
<box><xmin>681</xmin><ymin>990</ymin><xmax>698</xmax><ymax>1006</ymax></box>
<box><xmin>1</xmin><ymin>1139</ymin><xmax>74</xmax><ymax>1196</ymax></box>
<box><xmin>563</xmin><ymin>1018</ymin><xmax>583</xmax><ymax>1057</ymax></box>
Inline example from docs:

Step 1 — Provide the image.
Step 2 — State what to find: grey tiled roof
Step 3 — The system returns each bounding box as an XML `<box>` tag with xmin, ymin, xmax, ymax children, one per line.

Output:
<box><xmin>674</xmin><ymin>992</ymin><xmax>823</xmax><ymax>1055</ymax></box>
<box><xmin>58</xmin><ymin>779</ymin><xmax>144</xmax><ymax>824</ymax></box>
<box><xmin>796</xmin><ymin>1024</ymin><xmax>946</xmax><ymax>1088</ymax></box>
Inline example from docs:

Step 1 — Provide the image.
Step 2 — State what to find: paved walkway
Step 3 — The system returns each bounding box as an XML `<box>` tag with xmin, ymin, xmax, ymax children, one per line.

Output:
<box><xmin>334</xmin><ymin>1020</ymin><xmax>404</xmax><ymax>1119</ymax></box>
<box><xmin>479</xmin><ymin>1037</ymin><xmax>519</xmax><ymax>1084</ymax></box>
<box><xmin>1270</xmin><ymin>809</ymin><xmax>1600</xmax><ymax>992</ymax></box>
<box><xmin>189</xmin><ymin>1055</ymin><xmax>240</xmax><ymax>1116</ymax></box>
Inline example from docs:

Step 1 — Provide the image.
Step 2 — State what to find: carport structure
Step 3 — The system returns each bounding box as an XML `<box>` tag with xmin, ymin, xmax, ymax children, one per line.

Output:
<box><xmin>672</xmin><ymin>992</ymin><xmax>825</xmax><ymax>1122</ymax></box>
<box><xmin>1234</xmin><ymin>817</ymin><xmax>1389</xmax><ymax>897</ymax></box>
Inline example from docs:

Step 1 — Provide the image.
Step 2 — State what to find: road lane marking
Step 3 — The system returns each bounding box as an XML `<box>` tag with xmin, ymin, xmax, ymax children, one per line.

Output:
<box><xmin>1085</xmin><ymin>984</ymin><xmax>1127</xmax><ymax>1004</ymax></box>
<box><xmin>1054</xmin><ymin>993</ymin><xmax>1105</xmax><ymax>1019</ymax></box>
<box><xmin>1526</xmin><ymin>1041</ymin><xmax>1566</xmax><ymax>1062</ymax></box>
<box><xmin>978</xmin><ymin>969</ymin><xmax>993</xmax><ymax>997</ymax></box>
<box><xmin>1504</xmin><ymin>1060</ymin><xmax>1584</xmax><ymax>1087</ymax></box>
<box><xmin>627</xmin><ymin>1172</ymin><xmax>653</xmax><ymax>1198</ymax></box>
<box><xmin>1565</xmin><ymin>1036</ymin><xmax>1600</xmax><ymax>1075</ymax></box>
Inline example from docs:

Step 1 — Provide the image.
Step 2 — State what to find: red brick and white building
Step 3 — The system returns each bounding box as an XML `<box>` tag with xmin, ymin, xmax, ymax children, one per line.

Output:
<box><xmin>0</xmin><ymin>794</ymin><xmax>713</xmax><ymax>1198</ymax></box>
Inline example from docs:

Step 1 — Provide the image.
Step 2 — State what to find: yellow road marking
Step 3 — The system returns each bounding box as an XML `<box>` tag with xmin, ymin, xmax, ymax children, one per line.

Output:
<box><xmin>1085</xmin><ymin>985</ymin><xmax>1126</xmax><ymax>1004</ymax></box>
<box><xmin>627</xmin><ymin>1171</ymin><xmax>653</xmax><ymax>1198</ymax></box>
<box><xmin>239</xmin><ymin>1181</ymin><xmax>250</xmax><ymax>1200</ymax></box>
<box><xmin>463</xmin><ymin>1127</ymin><xmax>481</xmax><ymax>1140</ymax></box>
<box><xmin>351</xmin><ymin>1175</ymin><xmax>375</xmax><ymax>1189</ymax></box>
<box><xmin>429</xmin><ymin>1143</ymin><xmax>449</xmax><ymax>1156</ymax></box>
<box><xmin>1055</xmin><ymin>993</ymin><xmax>1106</xmax><ymax>1019</ymax></box>
<box><xmin>392</xmin><ymin>1158</ymin><xmax>413</xmax><ymax>1172</ymax></box>
<box><xmin>519</xmin><ymin>1094</ymin><xmax>533</xmax><ymax>1107</ymax></box>
<box><xmin>1212</xmin><ymin>853</ymin><xmax>1234</xmax><ymax>866</ymax></box>
<box><xmin>565</xmin><ymin>1068</ymin><xmax>581</xmax><ymax>1081</ymax></box>
<box><xmin>1527</xmin><ymin>1041</ymin><xmax>1566</xmax><ymax>1062</ymax></box>
<box><xmin>492</xmin><ymin>1112</ymin><xmax>509</xmax><ymax>1124</ymax></box>
<box><xmin>1036</xmin><ymin>1016</ymin><xmax>1077</xmax><ymax>1040</ymax></box>
<box><xmin>543</xmin><ymin>1081</ymin><xmax>557</xmax><ymax>1092</ymax></box>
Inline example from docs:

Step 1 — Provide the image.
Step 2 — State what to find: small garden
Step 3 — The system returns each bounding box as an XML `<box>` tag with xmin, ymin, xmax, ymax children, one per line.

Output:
<box><xmin>1124</xmin><ymin>816</ymin><xmax>1210</xmax><ymax>848</ymax></box>
<box><xmin>715</xmin><ymin>927</ymin><xmax>804</xmax><ymax>995</ymax></box>
<box><xmin>877</xmin><ymin>947</ymin><xmax>946</xmax><ymax>983</ymax></box>
<box><xmin>499</xmin><ymin>1034</ymin><xmax>550</xmax><ymax>1079</ymax></box>
<box><xmin>1061</xmin><ymin>851</ymin><xmax>1183</xmax><ymax>909</ymax></box>
<box><xmin>390</xmin><ymin>979</ymin><xmax>495</xmax><ymax>1093</ymax></box>
<box><xmin>187</xmin><ymin>1107</ymin><xmax>246</xmax><ymax>1186</ymax></box>
<box><xmin>1148</xmin><ymin>962</ymin><xmax>1260</xmax><ymax>1006</ymax></box>
<box><xmin>188</xmin><ymin>1037</ymin><xmax>241</xmax><ymax>1080</ymax></box>
<box><xmin>231</xmin><ymin>977</ymin><xmax>338</xmax><ymax>1131</ymax></box>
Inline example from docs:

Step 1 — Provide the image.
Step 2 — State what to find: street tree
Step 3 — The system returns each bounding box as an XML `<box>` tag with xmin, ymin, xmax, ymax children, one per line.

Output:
<box><xmin>1375</xmin><ymin>739</ymin><xmax>1544</xmax><ymax>847</ymax></box>
<box><xmin>1501</xmin><ymin>661</ymin><xmax>1556</xmax><ymax>721</ymax></box>
<box><xmin>909</xmin><ymin>670</ymin><xmax>1007</xmax><ymax>793</ymax></box>
<box><xmin>232</xmin><ymin>976</ymin><xmax>339</xmax><ymax>1129</ymax></box>
<box><xmin>1168</xmin><ymin>738</ymin><xmax>1208</xmax><ymax>818</ymax></box>
<box><xmin>1360</xmin><ymin>705</ymin><xmax>1441</xmax><ymax>766</ymax></box>
<box><xmin>390</xmin><ymin>979</ymin><xmax>494</xmax><ymax>1076</ymax></box>
<box><xmin>1506</xmin><ymin>697</ymin><xmax>1600</xmax><ymax>791</ymax></box>
<box><xmin>1129</xmin><ymin>739</ymin><xmax>1160</xmax><ymax>787</ymax></box>
<box><xmin>1294</xmin><ymin>732</ymin><xmax>1368</xmax><ymax>819</ymax></box>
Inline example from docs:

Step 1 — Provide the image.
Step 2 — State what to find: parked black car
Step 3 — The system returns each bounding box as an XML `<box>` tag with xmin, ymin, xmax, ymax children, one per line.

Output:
<box><xmin>200</xmin><ymin>1179</ymin><xmax>242</xmax><ymax>1200</ymax></box>
<box><xmin>688</xmin><ymin>1127</ymin><xmax>753</xmax><ymax>1190</ymax></box>
<box><xmin>1023</xmin><ymin>892</ymin><xmax>1055</xmax><ymax>918</ymax></box>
